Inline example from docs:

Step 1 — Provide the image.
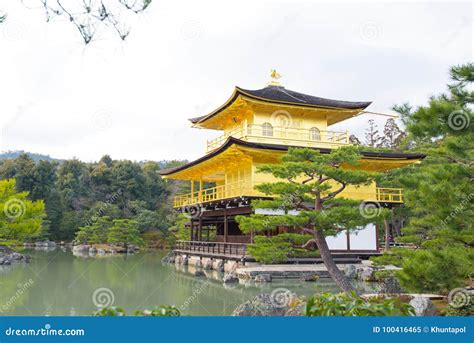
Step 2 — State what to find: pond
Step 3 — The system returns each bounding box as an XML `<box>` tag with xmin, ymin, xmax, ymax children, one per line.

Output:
<box><xmin>0</xmin><ymin>249</ymin><xmax>377</xmax><ymax>316</ymax></box>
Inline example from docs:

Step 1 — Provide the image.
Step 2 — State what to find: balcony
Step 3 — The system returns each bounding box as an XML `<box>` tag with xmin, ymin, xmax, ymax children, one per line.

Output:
<box><xmin>173</xmin><ymin>182</ymin><xmax>404</xmax><ymax>208</ymax></box>
<box><xmin>206</xmin><ymin>124</ymin><xmax>349</xmax><ymax>153</ymax></box>
<box><xmin>173</xmin><ymin>180</ymin><xmax>259</xmax><ymax>208</ymax></box>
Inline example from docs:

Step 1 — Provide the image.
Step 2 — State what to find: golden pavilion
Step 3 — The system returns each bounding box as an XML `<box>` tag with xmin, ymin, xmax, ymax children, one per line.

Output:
<box><xmin>160</xmin><ymin>72</ymin><xmax>424</xmax><ymax>255</ymax></box>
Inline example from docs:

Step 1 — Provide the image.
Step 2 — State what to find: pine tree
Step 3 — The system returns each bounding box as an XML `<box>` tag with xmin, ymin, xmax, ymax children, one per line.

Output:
<box><xmin>393</xmin><ymin>63</ymin><xmax>473</xmax><ymax>245</ymax></box>
<box><xmin>364</xmin><ymin>119</ymin><xmax>381</xmax><ymax>147</ymax></box>
<box><xmin>372</xmin><ymin>63</ymin><xmax>473</xmax><ymax>294</ymax></box>
<box><xmin>237</xmin><ymin>146</ymin><xmax>386</xmax><ymax>292</ymax></box>
<box><xmin>378</xmin><ymin>118</ymin><xmax>406</xmax><ymax>149</ymax></box>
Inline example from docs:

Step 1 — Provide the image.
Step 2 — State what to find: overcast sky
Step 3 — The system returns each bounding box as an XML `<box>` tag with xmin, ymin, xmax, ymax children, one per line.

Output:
<box><xmin>0</xmin><ymin>0</ymin><xmax>472</xmax><ymax>162</ymax></box>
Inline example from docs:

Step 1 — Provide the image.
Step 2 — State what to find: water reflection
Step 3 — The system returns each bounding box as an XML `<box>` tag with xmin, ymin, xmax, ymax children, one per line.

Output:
<box><xmin>0</xmin><ymin>249</ymin><xmax>378</xmax><ymax>316</ymax></box>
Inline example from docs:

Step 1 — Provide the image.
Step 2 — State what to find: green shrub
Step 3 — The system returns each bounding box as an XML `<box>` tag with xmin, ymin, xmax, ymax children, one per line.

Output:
<box><xmin>93</xmin><ymin>305</ymin><xmax>181</xmax><ymax>316</ymax></box>
<box><xmin>93</xmin><ymin>306</ymin><xmax>126</xmax><ymax>316</ymax></box>
<box><xmin>373</xmin><ymin>270</ymin><xmax>396</xmax><ymax>281</ymax></box>
<box><xmin>134</xmin><ymin>305</ymin><xmax>181</xmax><ymax>316</ymax></box>
<box><xmin>75</xmin><ymin>217</ymin><xmax>144</xmax><ymax>247</ymax></box>
<box><xmin>248</xmin><ymin>233</ymin><xmax>317</xmax><ymax>264</ymax></box>
<box><xmin>304</xmin><ymin>292</ymin><xmax>414</xmax><ymax>316</ymax></box>
<box><xmin>370</xmin><ymin>248</ymin><xmax>411</xmax><ymax>267</ymax></box>
<box><xmin>371</xmin><ymin>247</ymin><xmax>473</xmax><ymax>294</ymax></box>
<box><xmin>396</xmin><ymin>247</ymin><xmax>473</xmax><ymax>294</ymax></box>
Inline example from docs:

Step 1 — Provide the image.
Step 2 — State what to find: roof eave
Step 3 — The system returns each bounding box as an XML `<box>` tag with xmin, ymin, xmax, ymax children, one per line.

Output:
<box><xmin>158</xmin><ymin>137</ymin><xmax>426</xmax><ymax>177</ymax></box>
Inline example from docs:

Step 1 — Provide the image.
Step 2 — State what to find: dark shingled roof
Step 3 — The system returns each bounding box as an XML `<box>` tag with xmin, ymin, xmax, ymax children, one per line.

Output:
<box><xmin>239</xmin><ymin>86</ymin><xmax>372</xmax><ymax>109</ymax></box>
<box><xmin>189</xmin><ymin>86</ymin><xmax>372</xmax><ymax>124</ymax></box>
<box><xmin>158</xmin><ymin>137</ymin><xmax>425</xmax><ymax>176</ymax></box>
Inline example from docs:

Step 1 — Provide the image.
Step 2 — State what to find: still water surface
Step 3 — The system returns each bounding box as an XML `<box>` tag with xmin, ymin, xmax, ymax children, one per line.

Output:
<box><xmin>0</xmin><ymin>249</ymin><xmax>374</xmax><ymax>316</ymax></box>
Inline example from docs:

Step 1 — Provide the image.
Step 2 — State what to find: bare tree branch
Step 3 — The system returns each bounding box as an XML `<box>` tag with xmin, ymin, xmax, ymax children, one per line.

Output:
<box><xmin>38</xmin><ymin>0</ymin><xmax>151</xmax><ymax>44</ymax></box>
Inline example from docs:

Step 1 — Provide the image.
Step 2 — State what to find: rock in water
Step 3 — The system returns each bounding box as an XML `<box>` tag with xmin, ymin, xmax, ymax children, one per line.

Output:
<box><xmin>0</xmin><ymin>256</ymin><xmax>12</xmax><ymax>265</ymax></box>
<box><xmin>409</xmin><ymin>297</ymin><xmax>437</xmax><ymax>316</ymax></box>
<box><xmin>162</xmin><ymin>255</ymin><xmax>175</xmax><ymax>264</ymax></box>
<box><xmin>194</xmin><ymin>270</ymin><xmax>206</xmax><ymax>277</ymax></box>
<box><xmin>344</xmin><ymin>265</ymin><xmax>358</xmax><ymax>279</ymax></box>
<box><xmin>182</xmin><ymin>256</ymin><xmax>189</xmax><ymax>266</ymax></box>
<box><xmin>204</xmin><ymin>260</ymin><xmax>213</xmax><ymax>270</ymax></box>
<box><xmin>35</xmin><ymin>240</ymin><xmax>56</xmax><ymax>248</ymax></box>
<box><xmin>379</xmin><ymin>276</ymin><xmax>403</xmax><ymax>294</ymax></box>
<box><xmin>73</xmin><ymin>245</ymin><xmax>90</xmax><ymax>253</ymax></box>
<box><xmin>359</xmin><ymin>267</ymin><xmax>375</xmax><ymax>282</ymax></box>
<box><xmin>10</xmin><ymin>252</ymin><xmax>24</xmax><ymax>261</ymax></box>
<box><xmin>254</xmin><ymin>274</ymin><xmax>272</xmax><ymax>282</ymax></box>
<box><xmin>223</xmin><ymin>273</ymin><xmax>239</xmax><ymax>284</ymax></box>
<box><xmin>0</xmin><ymin>250</ymin><xmax>30</xmax><ymax>265</ymax></box>
<box><xmin>232</xmin><ymin>293</ymin><xmax>291</xmax><ymax>316</ymax></box>
<box><xmin>215</xmin><ymin>260</ymin><xmax>224</xmax><ymax>272</ymax></box>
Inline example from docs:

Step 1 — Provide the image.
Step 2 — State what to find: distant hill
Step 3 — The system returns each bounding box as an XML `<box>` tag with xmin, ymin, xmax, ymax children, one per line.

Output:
<box><xmin>0</xmin><ymin>151</ymin><xmax>187</xmax><ymax>168</ymax></box>
<box><xmin>0</xmin><ymin>150</ymin><xmax>60</xmax><ymax>162</ymax></box>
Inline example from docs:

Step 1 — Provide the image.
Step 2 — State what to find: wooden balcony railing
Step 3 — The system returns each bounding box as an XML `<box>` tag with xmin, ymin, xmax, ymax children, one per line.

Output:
<box><xmin>173</xmin><ymin>182</ymin><xmax>404</xmax><ymax>208</ymax></box>
<box><xmin>206</xmin><ymin>124</ymin><xmax>349</xmax><ymax>153</ymax></box>
<box><xmin>173</xmin><ymin>180</ymin><xmax>258</xmax><ymax>207</ymax></box>
<box><xmin>174</xmin><ymin>240</ymin><xmax>247</xmax><ymax>258</ymax></box>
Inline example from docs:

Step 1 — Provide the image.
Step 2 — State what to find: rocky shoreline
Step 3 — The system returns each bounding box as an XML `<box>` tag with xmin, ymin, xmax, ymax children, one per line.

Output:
<box><xmin>231</xmin><ymin>291</ymin><xmax>444</xmax><ymax>316</ymax></box>
<box><xmin>72</xmin><ymin>243</ymin><xmax>140</xmax><ymax>256</ymax></box>
<box><xmin>0</xmin><ymin>246</ymin><xmax>30</xmax><ymax>265</ymax></box>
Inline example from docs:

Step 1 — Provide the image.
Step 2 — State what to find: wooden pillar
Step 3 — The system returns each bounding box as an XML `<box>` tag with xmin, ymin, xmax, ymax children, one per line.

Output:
<box><xmin>384</xmin><ymin>219</ymin><xmax>390</xmax><ymax>250</ymax></box>
<box><xmin>190</xmin><ymin>219</ymin><xmax>194</xmax><ymax>241</ymax></box>
<box><xmin>206</xmin><ymin>226</ymin><xmax>210</xmax><ymax>241</ymax></box>
<box><xmin>198</xmin><ymin>217</ymin><xmax>203</xmax><ymax>241</ymax></box>
<box><xmin>199</xmin><ymin>178</ymin><xmax>203</xmax><ymax>202</ymax></box>
<box><xmin>346</xmin><ymin>230</ymin><xmax>351</xmax><ymax>251</ymax></box>
<box><xmin>224</xmin><ymin>210</ymin><xmax>228</xmax><ymax>243</ymax></box>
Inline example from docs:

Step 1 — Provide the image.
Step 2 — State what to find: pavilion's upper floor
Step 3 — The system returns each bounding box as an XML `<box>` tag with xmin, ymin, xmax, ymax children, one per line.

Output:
<box><xmin>189</xmin><ymin>80</ymin><xmax>372</xmax><ymax>154</ymax></box>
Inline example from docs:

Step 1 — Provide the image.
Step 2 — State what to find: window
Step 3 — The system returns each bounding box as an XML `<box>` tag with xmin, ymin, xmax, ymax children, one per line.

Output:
<box><xmin>310</xmin><ymin>127</ymin><xmax>321</xmax><ymax>141</ymax></box>
<box><xmin>262</xmin><ymin>122</ymin><xmax>273</xmax><ymax>137</ymax></box>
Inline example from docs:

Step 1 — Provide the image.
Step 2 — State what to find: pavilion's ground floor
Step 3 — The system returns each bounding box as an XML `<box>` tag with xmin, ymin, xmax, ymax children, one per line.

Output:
<box><xmin>186</xmin><ymin>203</ymin><xmax>382</xmax><ymax>253</ymax></box>
<box><xmin>176</xmin><ymin>199</ymin><xmax>401</xmax><ymax>265</ymax></box>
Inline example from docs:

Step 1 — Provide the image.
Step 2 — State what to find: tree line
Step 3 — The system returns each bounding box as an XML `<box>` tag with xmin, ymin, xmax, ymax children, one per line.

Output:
<box><xmin>0</xmin><ymin>154</ymin><xmax>185</xmax><ymax>243</ymax></box>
